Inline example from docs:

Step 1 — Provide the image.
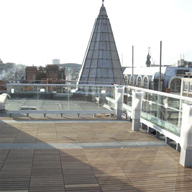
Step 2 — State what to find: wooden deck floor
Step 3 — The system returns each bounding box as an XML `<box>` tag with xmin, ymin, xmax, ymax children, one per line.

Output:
<box><xmin>0</xmin><ymin>119</ymin><xmax>191</xmax><ymax>192</ymax></box>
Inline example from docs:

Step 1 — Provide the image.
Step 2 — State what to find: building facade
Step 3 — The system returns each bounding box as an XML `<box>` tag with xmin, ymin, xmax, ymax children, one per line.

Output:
<box><xmin>123</xmin><ymin>67</ymin><xmax>192</xmax><ymax>93</ymax></box>
<box><xmin>180</xmin><ymin>78</ymin><xmax>192</xmax><ymax>97</ymax></box>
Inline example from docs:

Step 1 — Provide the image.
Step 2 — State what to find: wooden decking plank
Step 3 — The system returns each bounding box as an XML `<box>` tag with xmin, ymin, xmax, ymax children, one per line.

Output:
<box><xmin>0</xmin><ymin>121</ymin><xmax>192</xmax><ymax>192</ymax></box>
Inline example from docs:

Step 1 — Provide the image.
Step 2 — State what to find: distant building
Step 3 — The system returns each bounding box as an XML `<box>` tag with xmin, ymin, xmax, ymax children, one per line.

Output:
<box><xmin>26</xmin><ymin>66</ymin><xmax>38</xmax><ymax>82</ymax></box>
<box><xmin>15</xmin><ymin>64</ymin><xmax>26</xmax><ymax>82</ymax></box>
<box><xmin>25</xmin><ymin>65</ymin><xmax>65</xmax><ymax>84</ymax></box>
<box><xmin>0</xmin><ymin>63</ymin><xmax>5</xmax><ymax>72</ymax></box>
<box><xmin>46</xmin><ymin>64</ymin><xmax>65</xmax><ymax>83</ymax></box>
<box><xmin>52</xmin><ymin>59</ymin><xmax>60</xmax><ymax>65</ymax></box>
<box><xmin>0</xmin><ymin>61</ymin><xmax>25</xmax><ymax>84</ymax></box>
<box><xmin>123</xmin><ymin>67</ymin><xmax>192</xmax><ymax>94</ymax></box>
<box><xmin>180</xmin><ymin>77</ymin><xmax>192</xmax><ymax>98</ymax></box>
<box><xmin>58</xmin><ymin>63</ymin><xmax>81</xmax><ymax>83</ymax></box>
<box><xmin>0</xmin><ymin>62</ymin><xmax>16</xmax><ymax>82</ymax></box>
<box><xmin>178</xmin><ymin>59</ymin><xmax>192</xmax><ymax>68</ymax></box>
<box><xmin>123</xmin><ymin>50</ymin><xmax>192</xmax><ymax>93</ymax></box>
<box><xmin>4</xmin><ymin>62</ymin><xmax>16</xmax><ymax>70</ymax></box>
<box><xmin>46</xmin><ymin>65</ymin><xmax>59</xmax><ymax>79</ymax></box>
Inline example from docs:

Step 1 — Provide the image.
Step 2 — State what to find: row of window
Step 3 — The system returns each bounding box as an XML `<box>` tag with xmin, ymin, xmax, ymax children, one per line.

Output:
<box><xmin>124</xmin><ymin>75</ymin><xmax>149</xmax><ymax>88</ymax></box>
<box><xmin>124</xmin><ymin>75</ymin><xmax>182</xmax><ymax>93</ymax></box>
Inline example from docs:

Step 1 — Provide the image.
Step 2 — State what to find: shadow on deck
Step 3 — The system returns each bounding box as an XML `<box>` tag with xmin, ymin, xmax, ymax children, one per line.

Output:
<box><xmin>0</xmin><ymin>118</ymin><xmax>192</xmax><ymax>192</ymax></box>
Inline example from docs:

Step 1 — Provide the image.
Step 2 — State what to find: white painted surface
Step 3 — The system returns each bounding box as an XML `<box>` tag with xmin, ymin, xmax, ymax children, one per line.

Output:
<box><xmin>0</xmin><ymin>93</ymin><xmax>10</xmax><ymax>110</ymax></box>
<box><xmin>132</xmin><ymin>91</ymin><xmax>142</xmax><ymax>131</ymax></box>
<box><xmin>180</xmin><ymin>104</ymin><xmax>192</xmax><ymax>167</ymax></box>
<box><xmin>115</xmin><ymin>86</ymin><xmax>124</xmax><ymax>119</ymax></box>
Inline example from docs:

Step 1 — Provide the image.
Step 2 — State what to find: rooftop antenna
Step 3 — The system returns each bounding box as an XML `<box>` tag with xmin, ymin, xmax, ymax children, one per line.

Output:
<box><xmin>102</xmin><ymin>0</ymin><xmax>104</xmax><ymax>6</ymax></box>
<box><xmin>158</xmin><ymin>41</ymin><xmax>162</xmax><ymax>91</ymax></box>
<box><xmin>132</xmin><ymin>45</ymin><xmax>134</xmax><ymax>86</ymax></box>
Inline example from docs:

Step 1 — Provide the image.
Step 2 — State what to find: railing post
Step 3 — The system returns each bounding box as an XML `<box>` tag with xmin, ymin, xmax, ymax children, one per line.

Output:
<box><xmin>115</xmin><ymin>86</ymin><xmax>124</xmax><ymax>119</ymax></box>
<box><xmin>180</xmin><ymin>103</ymin><xmax>192</xmax><ymax>167</ymax></box>
<box><xmin>132</xmin><ymin>91</ymin><xmax>143</xmax><ymax>131</ymax></box>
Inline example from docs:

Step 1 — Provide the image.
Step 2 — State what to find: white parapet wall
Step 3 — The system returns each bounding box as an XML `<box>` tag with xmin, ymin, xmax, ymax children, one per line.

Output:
<box><xmin>131</xmin><ymin>91</ymin><xmax>143</xmax><ymax>131</ymax></box>
<box><xmin>180</xmin><ymin>103</ymin><xmax>192</xmax><ymax>167</ymax></box>
<box><xmin>115</xmin><ymin>86</ymin><xmax>124</xmax><ymax>119</ymax></box>
<box><xmin>0</xmin><ymin>93</ymin><xmax>10</xmax><ymax>110</ymax></box>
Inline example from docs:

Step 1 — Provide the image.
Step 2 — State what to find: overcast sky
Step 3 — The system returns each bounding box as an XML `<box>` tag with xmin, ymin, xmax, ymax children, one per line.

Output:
<box><xmin>0</xmin><ymin>0</ymin><xmax>191</xmax><ymax>67</ymax></box>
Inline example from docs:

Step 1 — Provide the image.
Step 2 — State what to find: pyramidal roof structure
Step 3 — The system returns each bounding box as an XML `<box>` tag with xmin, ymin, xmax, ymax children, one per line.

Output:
<box><xmin>77</xmin><ymin>2</ymin><xmax>125</xmax><ymax>85</ymax></box>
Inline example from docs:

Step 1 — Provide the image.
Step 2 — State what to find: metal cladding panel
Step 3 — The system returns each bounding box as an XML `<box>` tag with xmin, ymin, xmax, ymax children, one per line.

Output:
<box><xmin>97</xmin><ymin>24</ymin><xmax>102</xmax><ymax>33</ymax></box>
<box><xmin>90</xmin><ymin>59</ymin><xmax>97</xmax><ymax>68</ymax></box>
<box><xmin>97</xmin><ymin>60</ymin><xmax>104</xmax><ymax>69</ymax></box>
<box><xmin>89</xmin><ymin>68</ymin><xmax>96</xmax><ymax>77</ymax></box>
<box><xmin>114</xmin><ymin>69</ymin><xmax>124</xmax><ymax>79</ymax></box>
<box><xmin>90</xmin><ymin>42</ymin><xmax>95</xmax><ymax>50</ymax></box>
<box><xmin>92</xmin><ymin>33</ymin><xmax>97</xmax><ymax>40</ymax></box>
<box><xmin>88</xmin><ymin>77</ymin><xmax>95</xmax><ymax>82</ymax></box>
<box><xmin>107</xmin><ymin>50</ymin><xmax>112</xmax><ymax>59</ymax></box>
<box><xmin>78</xmin><ymin>4</ymin><xmax>125</xmax><ymax>85</ymax></box>
<box><xmin>99</xmin><ymin>41</ymin><xmax>105</xmax><ymax>49</ymax></box>
<box><xmin>109</xmin><ymin>34</ymin><xmax>114</xmax><ymax>42</ymax></box>
<box><xmin>103</xmin><ymin>33</ymin><xmax>109</xmax><ymax>41</ymax></box>
<box><xmin>96</xmin><ymin>69</ymin><xmax>101</xmax><ymax>78</ymax></box>
<box><xmin>95</xmin><ymin>42</ymin><xmax>100</xmax><ymax>49</ymax></box>
<box><xmin>99</xmin><ymin>32</ymin><xmax>104</xmax><ymax>41</ymax></box>
<box><xmin>108</xmin><ymin>69</ymin><xmax>114</xmax><ymax>78</ymax></box>
<box><xmin>98</xmin><ymin>50</ymin><xmax>103</xmax><ymax>59</ymax></box>
<box><xmin>93</xmin><ymin>51</ymin><xmax>98</xmax><ymax>59</ymax></box>
<box><xmin>80</xmin><ymin>77</ymin><xmax>88</xmax><ymax>82</ymax></box>
<box><xmin>87</xmin><ymin>51</ymin><xmax>93</xmax><ymax>59</ymax></box>
<box><xmin>98</xmin><ymin>49</ymin><xmax>111</xmax><ymax>59</ymax></box>
<box><xmin>101</xmin><ymin>69</ymin><xmax>108</xmax><ymax>77</ymax></box>
<box><xmin>104</xmin><ymin>60</ymin><xmax>111</xmax><ymax>68</ymax></box>
<box><xmin>85</xmin><ymin>60</ymin><xmax>91</xmax><ymax>68</ymax></box>
<box><xmin>98</xmin><ymin>60</ymin><xmax>111</xmax><ymax>69</ymax></box>
<box><xmin>95</xmin><ymin>33</ymin><xmax>100</xmax><ymax>41</ymax></box>
<box><xmin>112</xmin><ymin>60</ymin><xmax>120</xmax><ymax>69</ymax></box>
<box><xmin>110</xmin><ymin>42</ymin><xmax>116</xmax><ymax>51</ymax></box>
<box><xmin>82</xmin><ymin>69</ymin><xmax>89</xmax><ymax>77</ymax></box>
<box><xmin>112</xmin><ymin>52</ymin><xmax>118</xmax><ymax>60</ymax></box>
<box><xmin>102</xmin><ymin>26</ymin><xmax>108</xmax><ymax>33</ymax></box>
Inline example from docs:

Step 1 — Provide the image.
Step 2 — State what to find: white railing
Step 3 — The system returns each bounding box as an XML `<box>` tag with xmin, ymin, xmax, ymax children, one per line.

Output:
<box><xmin>5</xmin><ymin>83</ymin><xmax>116</xmax><ymax>117</ymax></box>
<box><xmin>123</xmin><ymin>85</ymin><xmax>192</xmax><ymax>167</ymax></box>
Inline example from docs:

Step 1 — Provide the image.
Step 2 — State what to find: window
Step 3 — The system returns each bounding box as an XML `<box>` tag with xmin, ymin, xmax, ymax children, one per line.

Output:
<box><xmin>190</xmin><ymin>83</ymin><xmax>192</xmax><ymax>92</ymax></box>
<box><xmin>176</xmin><ymin>69</ymin><xmax>189</xmax><ymax>75</ymax></box>
<box><xmin>124</xmin><ymin>75</ymin><xmax>128</xmax><ymax>85</ymax></box>
<box><xmin>137</xmin><ymin>76</ymin><xmax>142</xmax><ymax>87</ymax></box>
<box><xmin>170</xmin><ymin>78</ymin><xmax>181</xmax><ymax>92</ymax></box>
<box><xmin>143</xmin><ymin>77</ymin><xmax>149</xmax><ymax>88</ymax></box>
<box><xmin>184</xmin><ymin>82</ymin><xmax>188</xmax><ymax>91</ymax></box>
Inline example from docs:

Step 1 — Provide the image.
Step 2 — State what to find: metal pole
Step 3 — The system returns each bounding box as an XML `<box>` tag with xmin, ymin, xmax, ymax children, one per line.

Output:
<box><xmin>132</xmin><ymin>45</ymin><xmax>134</xmax><ymax>86</ymax></box>
<box><xmin>159</xmin><ymin>41</ymin><xmax>162</xmax><ymax>91</ymax></box>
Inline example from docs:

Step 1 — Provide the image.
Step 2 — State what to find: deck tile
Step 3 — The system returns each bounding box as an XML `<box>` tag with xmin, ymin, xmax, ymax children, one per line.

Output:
<box><xmin>0</xmin><ymin>120</ymin><xmax>191</xmax><ymax>191</ymax></box>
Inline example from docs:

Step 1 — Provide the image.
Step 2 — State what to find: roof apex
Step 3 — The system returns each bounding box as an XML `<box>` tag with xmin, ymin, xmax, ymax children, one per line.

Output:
<box><xmin>98</xmin><ymin>4</ymin><xmax>108</xmax><ymax>18</ymax></box>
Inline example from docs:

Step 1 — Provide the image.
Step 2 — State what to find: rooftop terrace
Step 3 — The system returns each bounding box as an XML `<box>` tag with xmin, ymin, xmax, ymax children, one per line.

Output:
<box><xmin>0</xmin><ymin>118</ymin><xmax>192</xmax><ymax>192</ymax></box>
<box><xmin>0</xmin><ymin>83</ymin><xmax>192</xmax><ymax>191</ymax></box>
